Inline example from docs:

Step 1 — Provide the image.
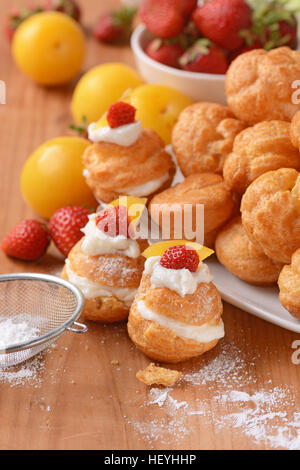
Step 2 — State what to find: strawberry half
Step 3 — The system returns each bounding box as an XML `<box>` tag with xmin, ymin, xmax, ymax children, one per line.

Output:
<box><xmin>1</xmin><ymin>220</ymin><xmax>50</xmax><ymax>261</ymax></box>
<box><xmin>107</xmin><ymin>101</ymin><xmax>137</xmax><ymax>129</ymax></box>
<box><xmin>139</xmin><ymin>0</ymin><xmax>185</xmax><ymax>39</ymax></box>
<box><xmin>49</xmin><ymin>206</ymin><xmax>92</xmax><ymax>257</ymax></box>
<box><xmin>96</xmin><ymin>205</ymin><xmax>131</xmax><ymax>239</ymax></box>
<box><xmin>160</xmin><ymin>245</ymin><xmax>200</xmax><ymax>272</ymax></box>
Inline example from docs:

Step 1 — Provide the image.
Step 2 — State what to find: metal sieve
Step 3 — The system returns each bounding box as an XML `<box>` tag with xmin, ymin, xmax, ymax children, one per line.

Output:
<box><xmin>0</xmin><ymin>273</ymin><xmax>87</xmax><ymax>368</ymax></box>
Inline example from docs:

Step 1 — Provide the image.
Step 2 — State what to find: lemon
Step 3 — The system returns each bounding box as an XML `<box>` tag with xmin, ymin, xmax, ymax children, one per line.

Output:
<box><xmin>71</xmin><ymin>63</ymin><xmax>144</xmax><ymax>125</ymax></box>
<box><xmin>12</xmin><ymin>12</ymin><xmax>85</xmax><ymax>86</ymax></box>
<box><xmin>21</xmin><ymin>137</ymin><xmax>97</xmax><ymax>219</ymax></box>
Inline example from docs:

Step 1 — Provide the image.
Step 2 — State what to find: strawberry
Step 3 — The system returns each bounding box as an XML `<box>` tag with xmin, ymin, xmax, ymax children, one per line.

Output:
<box><xmin>240</xmin><ymin>2</ymin><xmax>298</xmax><ymax>51</ymax></box>
<box><xmin>93</xmin><ymin>6</ymin><xmax>137</xmax><ymax>43</ymax></box>
<box><xmin>139</xmin><ymin>0</ymin><xmax>185</xmax><ymax>39</ymax></box>
<box><xmin>44</xmin><ymin>0</ymin><xmax>81</xmax><ymax>22</ymax></box>
<box><xmin>179</xmin><ymin>39</ymin><xmax>228</xmax><ymax>74</ymax></box>
<box><xmin>1</xmin><ymin>220</ymin><xmax>50</xmax><ymax>261</ymax></box>
<box><xmin>49</xmin><ymin>206</ymin><xmax>92</xmax><ymax>257</ymax></box>
<box><xmin>160</xmin><ymin>245</ymin><xmax>199</xmax><ymax>272</ymax></box>
<box><xmin>275</xmin><ymin>19</ymin><xmax>298</xmax><ymax>49</ymax></box>
<box><xmin>107</xmin><ymin>101</ymin><xmax>137</xmax><ymax>129</ymax></box>
<box><xmin>193</xmin><ymin>0</ymin><xmax>251</xmax><ymax>51</ymax></box>
<box><xmin>146</xmin><ymin>39</ymin><xmax>185</xmax><ymax>68</ymax></box>
<box><xmin>96</xmin><ymin>205</ymin><xmax>131</xmax><ymax>239</ymax></box>
<box><xmin>3</xmin><ymin>5</ymin><xmax>42</xmax><ymax>41</ymax></box>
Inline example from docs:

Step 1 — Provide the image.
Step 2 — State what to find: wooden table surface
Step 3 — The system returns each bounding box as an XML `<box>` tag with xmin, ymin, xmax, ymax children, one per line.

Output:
<box><xmin>0</xmin><ymin>0</ymin><xmax>300</xmax><ymax>451</ymax></box>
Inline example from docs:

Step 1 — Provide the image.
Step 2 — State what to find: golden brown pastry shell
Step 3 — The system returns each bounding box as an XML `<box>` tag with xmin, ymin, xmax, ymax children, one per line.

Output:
<box><xmin>62</xmin><ymin>238</ymin><xmax>147</xmax><ymax>323</ymax></box>
<box><xmin>83</xmin><ymin>129</ymin><xmax>175</xmax><ymax>203</ymax></box>
<box><xmin>223</xmin><ymin>121</ymin><xmax>300</xmax><ymax>195</ymax></box>
<box><xmin>241</xmin><ymin>168</ymin><xmax>300</xmax><ymax>264</ymax></box>
<box><xmin>215</xmin><ymin>217</ymin><xmax>283</xmax><ymax>285</ymax></box>
<box><xmin>226</xmin><ymin>47</ymin><xmax>300</xmax><ymax>125</ymax></box>
<box><xmin>127</xmin><ymin>274</ymin><xmax>223</xmax><ymax>363</ymax></box>
<box><xmin>149</xmin><ymin>173</ymin><xmax>235</xmax><ymax>237</ymax></box>
<box><xmin>172</xmin><ymin>102</ymin><xmax>246</xmax><ymax>176</ymax></box>
<box><xmin>62</xmin><ymin>265</ymin><xmax>129</xmax><ymax>323</ymax></box>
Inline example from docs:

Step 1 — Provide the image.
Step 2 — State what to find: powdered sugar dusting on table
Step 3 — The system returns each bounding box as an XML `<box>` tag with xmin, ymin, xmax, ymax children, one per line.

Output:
<box><xmin>126</xmin><ymin>343</ymin><xmax>300</xmax><ymax>450</ymax></box>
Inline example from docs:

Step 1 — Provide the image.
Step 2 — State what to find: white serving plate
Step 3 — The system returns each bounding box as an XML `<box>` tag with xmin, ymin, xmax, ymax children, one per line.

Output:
<box><xmin>206</xmin><ymin>256</ymin><xmax>300</xmax><ymax>334</ymax></box>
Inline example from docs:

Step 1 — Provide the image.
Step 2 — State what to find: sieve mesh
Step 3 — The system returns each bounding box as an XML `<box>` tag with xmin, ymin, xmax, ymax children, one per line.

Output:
<box><xmin>0</xmin><ymin>274</ymin><xmax>86</xmax><ymax>367</ymax></box>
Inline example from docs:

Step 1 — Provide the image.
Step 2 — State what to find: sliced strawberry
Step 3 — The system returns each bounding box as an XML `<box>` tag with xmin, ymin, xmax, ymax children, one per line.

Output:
<box><xmin>96</xmin><ymin>205</ymin><xmax>131</xmax><ymax>238</ymax></box>
<box><xmin>49</xmin><ymin>206</ymin><xmax>92</xmax><ymax>257</ymax></box>
<box><xmin>107</xmin><ymin>101</ymin><xmax>137</xmax><ymax>129</ymax></box>
<box><xmin>160</xmin><ymin>245</ymin><xmax>200</xmax><ymax>272</ymax></box>
<box><xmin>1</xmin><ymin>220</ymin><xmax>50</xmax><ymax>261</ymax></box>
<box><xmin>146</xmin><ymin>39</ymin><xmax>185</xmax><ymax>68</ymax></box>
<box><xmin>139</xmin><ymin>0</ymin><xmax>185</xmax><ymax>39</ymax></box>
<box><xmin>93</xmin><ymin>6</ymin><xmax>137</xmax><ymax>43</ymax></box>
<box><xmin>193</xmin><ymin>0</ymin><xmax>251</xmax><ymax>51</ymax></box>
<box><xmin>180</xmin><ymin>39</ymin><xmax>228</xmax><ymax>74</ymax></box>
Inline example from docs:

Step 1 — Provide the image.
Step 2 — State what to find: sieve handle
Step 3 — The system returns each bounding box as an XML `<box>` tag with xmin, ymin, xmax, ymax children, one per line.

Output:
<box><xmin>67</xmin><ymin>322</ymin><xmax>88</xmax><ymax>334</ymax></box>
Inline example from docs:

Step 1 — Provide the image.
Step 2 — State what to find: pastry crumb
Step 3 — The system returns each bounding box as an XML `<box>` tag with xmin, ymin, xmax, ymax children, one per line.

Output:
<box><xmin>111</xmin><ymin>360</ymin><xmax>119</xmax><ymax>366</ymax></box>
<box><xmin>136</xmin><ymin>363</ymin><xmax>182</xmax><ymax>387</ymax></box>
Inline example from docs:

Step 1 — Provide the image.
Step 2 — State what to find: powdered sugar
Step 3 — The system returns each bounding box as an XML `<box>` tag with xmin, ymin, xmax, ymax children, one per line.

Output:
<box><xmin>0</xmin><ymin>353</ymin><xmax>45</xmax><ymax>388</ymax></box>
<box><xmin>0</xmin><ymin>316</ymin><xmax>40</xmax><ymax>350</ymax></box>
<box><xmin>126</xmin><ymin>343</ymin><xmax>300</xmax><ymax>450</ymax></box>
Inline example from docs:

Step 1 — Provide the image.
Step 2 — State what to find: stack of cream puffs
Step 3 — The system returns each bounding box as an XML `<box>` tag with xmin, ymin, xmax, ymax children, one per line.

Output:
<box><xmin>169</xmin><ymin>46</ymin><xmax>300</xmax><ymax>322</ymax></box>
<box><xmin>62</xmin><ymin>201</ymin><xmax>147</xmax><ymax>323</ymax></box>
<box><xmin>82</xmin><ymin>101</ymin><xmax>175</xmax><ymax>204</ymax></box>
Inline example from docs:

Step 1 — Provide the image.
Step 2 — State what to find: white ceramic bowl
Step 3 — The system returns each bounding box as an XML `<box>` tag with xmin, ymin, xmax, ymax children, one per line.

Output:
<box><xmin>131</xmin><ymin>24</ymin><xmax>227</xmax><ymax>105</ymax></box>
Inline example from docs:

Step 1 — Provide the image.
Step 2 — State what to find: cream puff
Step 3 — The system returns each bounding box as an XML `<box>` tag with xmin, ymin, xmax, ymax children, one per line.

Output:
<box><xmin>62</xmin><ymin>203</ymin><xmax>147</xmax><ymax>323</ymax></box>
<box><xmin>149</xmin><ymin>173</ymin><xmax>235</xmax><ymax>240</ymax></box>
<box><xmin>278</xmin><ymin>249</ymin><xmax>300</xmax><ymax>319</ymax></box>
<box><xmin>223</xmin><ymin>121</ymin><xmax>300</xmax><ymax>195</ymax></box>
<box><xmin>215</xmin><ymin>217</ymin><xmax>283</xmax><ymax>285</ymax></box>
<box><xmin>226</xmin><ymin>47</ymin><xmax>300</xmax><ymax>125</ymax></box>
<box><xmin>241</xmin><ymin>168</ymin><xmax>300</xmax><ymax>264</ymax></box>
<box><xmin>128</xmin><ymin>243</ymin><xmax>224</xmax><ymax>363</ymax></box>
<box><xmin>83</xmin><ymin>101</ymin><xmax>175</xmax><ymax>204</ymax></box>
<box><xmin>172</xmin><ymin>102</ymin><xmax>246</xmax><ymax>176</ymax></box>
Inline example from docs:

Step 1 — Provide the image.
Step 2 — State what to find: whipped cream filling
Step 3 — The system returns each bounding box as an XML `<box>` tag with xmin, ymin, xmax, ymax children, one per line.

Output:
<box><xmin>65</xmin><ymin>260</ymin><xmax>136</xmax><ymax>306</ymax></box>
<box><xmin>136</xmin><ymin>300</ymin><xmax>224</xmax><ymax>343</ymax></box>
<box><xmin>144</xmin><ymin>256</ymin><xmax>213</xmax><ymax>297</ymax></box>
<box><xmin>116</xmin><ymin>172</ymin><xmax>169</xmax><ymax>197</ymax></box>
<box><xmin>83</xmin><ymin>169</ymin><xmax>90</xmax><ymax>179</ymax></box>
<box><xmin>88</xmin><ymin>121</ymin><xmax>143</xmax><ymax>146</ymax></box>
<box><xmin>81</xmin><ymin>213</ymin><xmax>140</xmax><ymax>258</ymax></box>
